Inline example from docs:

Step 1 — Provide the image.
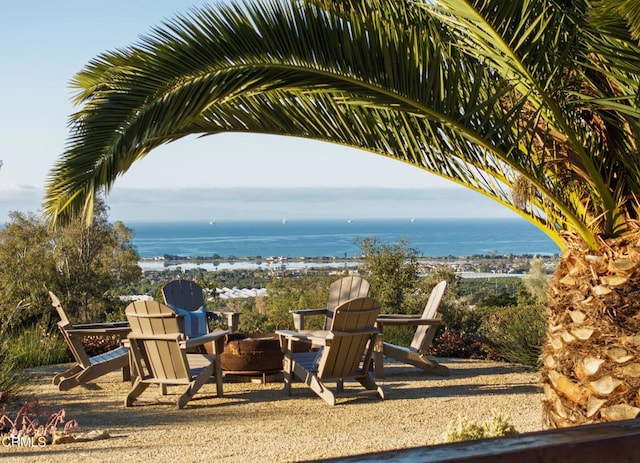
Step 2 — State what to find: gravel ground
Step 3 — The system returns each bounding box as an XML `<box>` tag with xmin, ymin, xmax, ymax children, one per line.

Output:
<box><xmin>3</xmin><ymin>359</ymin><xmax>543</xmax><ymax>462</ymax></box>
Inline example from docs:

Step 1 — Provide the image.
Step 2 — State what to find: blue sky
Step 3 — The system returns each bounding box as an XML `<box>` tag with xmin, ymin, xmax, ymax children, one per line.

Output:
<box><xmin>0</xmin><ymin>0</ymin><xmax>515</xmax><ymax>223</ymax></box>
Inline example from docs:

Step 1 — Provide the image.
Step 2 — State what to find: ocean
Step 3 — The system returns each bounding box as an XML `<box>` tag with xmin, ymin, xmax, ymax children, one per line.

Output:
<box><xmin>128</xmin><ymin>218</ymin><xmax>560</xmax><ymax>260</ymax></box>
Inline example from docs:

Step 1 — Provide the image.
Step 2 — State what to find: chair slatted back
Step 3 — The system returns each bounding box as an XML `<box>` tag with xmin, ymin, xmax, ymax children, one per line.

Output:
<box><xmin>162</xmin><ymin>280</ymin><xmax>205</xmax><ymax>312</ymax></box>
<box><xmin>411</xmin><ymin>281</ymin><xmax>447</xmax><ymax>353</ymax></box>
<box><xmin>318</xmin><ymin>297</ymin><xmax>380</xmax><ymax>379</ymax></box>
<box><xmin>323</xmin><ymin>276</ymin><xmax>370</xmax><ymax>330</ymax></box>
<box><xmin>49</xmin><ymin>291</ymin><xmax>92</xmax><ymax>368</ymax></box>
<box><xmin>125</xmin><ymin>300</ymin><xmax>191</xmax><ymax>383</ymax></box>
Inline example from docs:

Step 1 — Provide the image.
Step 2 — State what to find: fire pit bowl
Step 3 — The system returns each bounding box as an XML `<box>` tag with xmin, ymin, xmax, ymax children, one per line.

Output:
<box><xmin>217</xmin><ymin>332</ymin><xmax>312</xmax><ymax>373</ymax></box>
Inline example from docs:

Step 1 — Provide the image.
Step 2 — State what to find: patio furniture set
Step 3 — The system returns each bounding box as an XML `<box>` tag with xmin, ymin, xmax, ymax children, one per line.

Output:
<box><xmin>50</xmin><ymin>276</ymin><xmax>448</xmax><ymax>408</ymax></box>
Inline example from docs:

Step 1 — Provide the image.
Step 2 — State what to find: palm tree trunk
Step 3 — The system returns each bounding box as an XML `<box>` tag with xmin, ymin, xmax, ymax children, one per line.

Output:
<box><xmin>542</xmin><ymin>227</ymin><xmax>640</xmax><ymax>427</ymax></box>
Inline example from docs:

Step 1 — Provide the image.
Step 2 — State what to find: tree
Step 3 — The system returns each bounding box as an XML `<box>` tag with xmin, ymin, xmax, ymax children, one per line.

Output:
<box><xmin>265</xmin><ymin>275</ymin><xmax>334</xmax><ymax>331</ymax></box>
<box><xmin>51</xmin><ymin>198</ymin><xmax>142</xmax><ymax>322</ymax></box>
<box><xmin>0</xmin><ymin>212</ymin><xmax>57</xmax><ymax>333</ymax></box>
<box><xmin>357</xmin><ymin>237</ymin><xmax>422</xmax><ymax>314</ymax></box>
<box><xmin>0</xmin><ymin>201</ymin><xmax>141</xmax><ymax>331</ymax></box>
<box><xmin>42</xmin><ymin>0</ymin><xmax>640</xmax><ymax>427</ymax></box>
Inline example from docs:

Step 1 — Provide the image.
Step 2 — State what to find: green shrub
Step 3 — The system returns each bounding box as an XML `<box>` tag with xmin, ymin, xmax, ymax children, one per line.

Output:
<box><xmin>429</xmin><ymin>328</ymin><xmax>495</xmax><ymax>359</ymax></box>
<box><xmin>5</xmin><ymin>325</ymin><xmax>69</xmax><ymax>371</ymax></box>
<box><xmin>445</xmin><ymin>410</ymin><xmax>518</xmax><ymax>443</ymax></box>
<box><xmin>381</xmin><ymin>325</ymin><xmax>415</xmax><ymax>347</ymax></box>
<box><xmin>479</xmin><ymin>304</ymin><xmax>547</xmax><ymax>367</ymax></box>
<box><xmin>0</xmin><ymin>353</ymin><xmax>21</xmax><ymax>404</ymax></box>
<box><xmin>439</xmin><ymin>303</ymin><xmax>485</xmax><ymax>335</ymax></box>
<box><xmin>0</xmin><ymin>326</ymin><xmax>71</xmax><ymax>403</ymax></box>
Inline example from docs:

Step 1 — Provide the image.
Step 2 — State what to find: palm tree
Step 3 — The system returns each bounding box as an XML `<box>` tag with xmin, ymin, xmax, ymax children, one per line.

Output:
<box><xmin>44</xmin><ymin>0</ymin><xmax>640</xmax><ymax>426</ymax></box>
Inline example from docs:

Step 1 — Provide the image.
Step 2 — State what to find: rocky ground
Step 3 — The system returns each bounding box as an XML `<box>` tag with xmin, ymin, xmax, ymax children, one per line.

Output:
<box><xmin>2</xmin><ymin>359</ymin><xmax>543</xmax><ymax>462</ymax></box>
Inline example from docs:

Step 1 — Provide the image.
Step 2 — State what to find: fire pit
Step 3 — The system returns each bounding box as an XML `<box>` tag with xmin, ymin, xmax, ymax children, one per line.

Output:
<box><xmin>211</xmin><ymin>332</ymin><xmax>312</xmax><ymax>383</ymax></box>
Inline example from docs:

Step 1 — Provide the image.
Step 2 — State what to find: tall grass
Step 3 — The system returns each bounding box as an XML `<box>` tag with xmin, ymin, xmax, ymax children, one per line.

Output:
<box><xmin>480</xmin><ymin>304</ymin><xmax>547</xmax><ymax>367</ymax></box>
<box><xmin>0</xmin><ymin>325</ymin><xmax>69</xmax><ymax>403</ymax></box>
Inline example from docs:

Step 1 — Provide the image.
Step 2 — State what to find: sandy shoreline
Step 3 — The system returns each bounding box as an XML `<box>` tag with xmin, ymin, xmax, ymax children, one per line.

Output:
<box><xmin>3</xmin><ymin>359</ymin><xmax>543</xmax><ymax>462</ymax></box>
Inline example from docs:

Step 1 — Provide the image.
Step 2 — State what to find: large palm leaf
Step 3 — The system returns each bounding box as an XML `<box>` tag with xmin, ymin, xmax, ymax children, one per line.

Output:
<box><xmin>45</xmin><ymin>0</ymin><xmax>640</xmax><ymax>251</ymax></box>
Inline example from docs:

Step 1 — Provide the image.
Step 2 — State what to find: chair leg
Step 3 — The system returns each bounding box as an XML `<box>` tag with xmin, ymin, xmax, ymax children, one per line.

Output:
<box><xmin>178</xmin><ymin>364</ymin><xmax>215</xmax><ymax>409</ymax></box>
<box><xmin>53</xmin><ymin>365</ymin><xmax>82</xmax><ymax>386</ymax></box>
<box><xmin>355</xmin><ymin>374</ymin><xmax>385</xmax><ymax>400</ymax></box>
<box><xmin>298</xmin><ymin>368</ymin><xmax>335</xmax><ymax>406</ymax></box>
<box><xmin>125</xmin><ymin>378</ymin><xmax>150</xmax><ymax>407</ymax></box>
<box><xmin>57</xmin><ymin>376</ymin><xmax>81</xmax><ymax>392</ymax></box>
<box><xmin>213</xmin><ymin>355</ymin><xmax>224</xmax><ymax>397</ymax></box>
<box><xmin>282</xmin><ymin>352</ymin><xmax>293</xmax><ymax>396</ymax></box>
<box><xmin>122</xmin><ymin>365</ymin><xmax>131</xmax><ymax>382</ymax></box>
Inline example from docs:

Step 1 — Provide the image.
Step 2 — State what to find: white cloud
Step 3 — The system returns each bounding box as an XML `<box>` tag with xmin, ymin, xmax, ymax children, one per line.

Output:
<box><xmin>0</xmin><ymin>184</ymin><xmax>44</xmax><ymax>222</ymax></box>
<box><xmin>0</xmin><ymin>184</ymin><xmax>517</xmax><ymax>224</ymax></box>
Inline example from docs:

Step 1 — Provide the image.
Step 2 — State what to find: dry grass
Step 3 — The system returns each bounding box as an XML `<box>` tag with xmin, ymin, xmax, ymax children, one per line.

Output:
<box><xmin>3</xmin><ymin>359</ymin><xmax>543</xmax><ymax>462</ymax></box>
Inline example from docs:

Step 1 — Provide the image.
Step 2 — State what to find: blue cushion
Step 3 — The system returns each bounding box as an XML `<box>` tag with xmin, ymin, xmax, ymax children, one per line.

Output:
<box><xmin>168</xmin><ymin>305</ymin><xmax>208</xmax><ymax>337</ymax></box>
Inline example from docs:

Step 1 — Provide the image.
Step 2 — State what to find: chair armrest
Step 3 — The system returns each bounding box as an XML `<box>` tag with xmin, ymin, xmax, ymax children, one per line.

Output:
<box><xmin>65</xmin><ymin>326</ymin><xmax>131</xmax><ymax>337</ymax></box>
<box><xmin>376</xmin><ymin>318</ymin><xmax>441</xmax><ymax>327</ymax></box>
<box><xmin>290</xmin><ymin>308</ymin><xmax>327</xmax><ymax>316</ymax></box>
<box><xmin>128</xmin><ymin>333</ymin><xmax>184</xmax><ymax>341</ymax></box>
<box><xmin>276</xmin><ymin>329</ymin><xmax>330</xmax><ymax>351</ymax></box>
<box><xmin>290</xmin><ymin>308</ymin><xmax>327</xmax><ymax>331</ymax></box>
<box><xmin>376</xmin><ymin>314</ymin><xmax>422</xmax><ymax>320</ymax></box>
<box><xmin>275</xmin><ymin>329</ymin><xmax>311</xmax><ymax>343</ymax></box>
<box><xmin>73</xmin><ymin>321</ymin><xmax>130</xmax><ymax>329</ymax></box>
<box><xmin>183</xmin><ymin>330</ymin><xmax>228</xmax><ymax>350</ymax></box>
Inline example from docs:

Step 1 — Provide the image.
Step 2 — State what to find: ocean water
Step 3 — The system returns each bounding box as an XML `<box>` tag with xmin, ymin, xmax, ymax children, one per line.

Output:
<box><xmin>128</xmin><ymin>218</ymin><xmax>560</xmax><ymax>259</ymax></box>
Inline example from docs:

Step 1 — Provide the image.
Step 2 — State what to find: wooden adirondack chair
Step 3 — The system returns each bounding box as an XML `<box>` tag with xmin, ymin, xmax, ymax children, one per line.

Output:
<box><xmin>375</xmin><ymin>280</ymin><xmax>449</xmax><ymax>377</ymax></box>
<box><xmin>162</xmin><ymin>280</ymin><xmax>239</xmax><ymax>333</ymax></box>
<box><xmin>291</xmin><ymin>275</ymin><xmax>370</xmax><ymax>331</ymax></box>
<box><xmin>49</xmin><ymin>291</ymin><xmax>130</xmax><ymax>391</ymax></box>
<box><xmin>277</xmin><ymin>296</ymin><xmax>384</xmax><ymax>406</ymax></box>
<box><xmin>124</xmin><ymin>300</ymin><xmax>226</xmax><ymax>409</ymax></box>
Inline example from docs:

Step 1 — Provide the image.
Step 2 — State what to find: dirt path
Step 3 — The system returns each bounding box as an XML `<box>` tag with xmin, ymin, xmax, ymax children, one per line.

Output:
<box><xmin>2</xmin><ymin>359</ymin><xmax>543</xmax><ymax>462</ymax></box>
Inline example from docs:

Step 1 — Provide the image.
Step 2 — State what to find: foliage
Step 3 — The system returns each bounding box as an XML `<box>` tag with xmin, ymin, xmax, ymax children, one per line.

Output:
<box><xmin>3</xmin><ymin>326</ymin><xmax>70</xmax><ymax>371</ymax></box>
<box><xmin>445</xmin><ymin>410</ymin><xmax>518</xmax><ymax>443</ymax></box>
<box><xmin>0</xmin><ymin>198</ymin><xmax>141</xmax><ymax>334</ymax></box>
<box><xmin>522</xmin><ymin>257</ymin><xmax>550</xmax><ymax>305</ymax></box>
<box><xmin>0</xmin><ymin>213</ymin><xmax>58</xmax><ymax>332</ymax></box>
<box><xmin>357</xmin><ymin>237</ymin><xmax>423</xmax><ymax>314</ymax></box>
<box><xmin>38</xmin><ymin>0</ymin><xmax>640</xmax><ymax>428</ymax></box>
<box><xmin>42</xmin><ymin>0</ymin><xmax>640</xmax><ymax>253</ymax></box>
<box><xmin>429</xmin><ymin>328</ymin><xmax>495</xmax><ymax>360</ymax></box>
<box><xmin>479</xmin><ymin>304</ymin><xmax>547</xmax><ymax>367</ymax></box>
<box><xmin>0</xmin><ymin>355</ymin><xmax>21</xmax><ymax>405</ymax></box>
<box><xmin>0</xmin><ymin>398</ymin><xmax>78</xmax><ymax>442</ymax></box>
<box><xmin>264</xmin><ymin>275</ymin><xmax>336</xmax><ymax>331</ymax></box>
<box><xmin>0</xmin><ymin>326</ymin><xmax>69</xmax><ymax>405</ymax></box>
<box><xmin>50</xmin><ymin>198</ymin><xmax>141</xmax><ymax>322</ymax></box>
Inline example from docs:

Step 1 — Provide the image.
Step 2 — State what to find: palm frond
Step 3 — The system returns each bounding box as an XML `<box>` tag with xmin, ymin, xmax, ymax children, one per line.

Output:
<box><xmin>44</xmin><ymin>0</ymin><xmax>639</xmax><ymax>250</ymax></box>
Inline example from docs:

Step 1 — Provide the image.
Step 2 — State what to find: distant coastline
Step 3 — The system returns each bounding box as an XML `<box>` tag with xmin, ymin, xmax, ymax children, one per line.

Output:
<box><xmin>138</xmin><ymin>253</ymin><xmax>557</xmax><ymax>275</ymax></box>
<box><xmin>129</xmin><ymin>218</ymin><xmax>561</xmax><ymax>260</ymax></box>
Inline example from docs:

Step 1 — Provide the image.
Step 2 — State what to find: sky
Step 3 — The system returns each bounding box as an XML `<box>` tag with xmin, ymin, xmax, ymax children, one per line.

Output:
<box><xmin>0</xmin><ymin>0</ymin><xmax>516</xmax><ymax>223</ymax></box>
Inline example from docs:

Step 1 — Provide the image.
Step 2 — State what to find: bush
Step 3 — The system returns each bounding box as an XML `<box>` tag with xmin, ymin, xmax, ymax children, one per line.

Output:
<box><xmin>445</xmin><ymin>410</ymin><xmax>518</xmax><ymax>443</ymax></box>
<box><xmin>429</xmin><ymin>328</ymin><xmax>495</xmax><ymax>359</ymax></box>
<box><xmin>0</xmin><ymin>355</ymin><xmax>21</xmax><ymax>405</ymax></box>
<box><xmin>7</xmin><ymin>326</ymin><xmax>70</xmax><ymax>370</ymax></box>
<box><xmin>479</xmin><ymin>304</ymin><xmax>547</xmax><ymax>367</ymax></box>
<box><xmin>0</xmin><ymin>326</ymin><xmax>69</xmax><ymax>403</ymax></box>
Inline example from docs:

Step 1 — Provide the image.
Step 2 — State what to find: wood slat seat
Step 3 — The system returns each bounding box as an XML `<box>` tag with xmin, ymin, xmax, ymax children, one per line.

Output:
<box><xmin>125</xmin><ymin>300</ymin><xmax>227</xmax><ymax>409</ymax></box>
<box><xmin>277</xmin><ymin>296</ymin><xmax>384</xmax><ymax>406</ymax></box>
<box><xmin>49</xmin><ymin>291</ymin><xmax>131</xmax><ymax>391</ymax></box>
